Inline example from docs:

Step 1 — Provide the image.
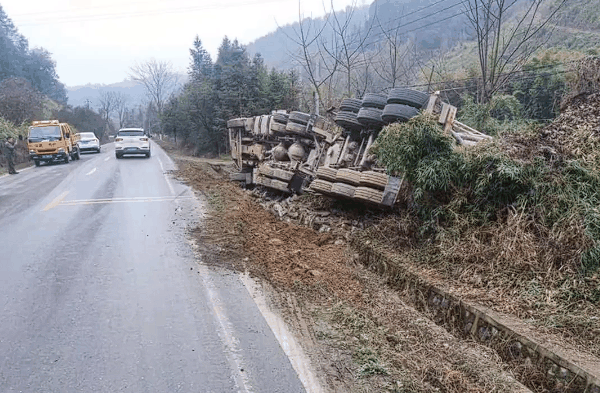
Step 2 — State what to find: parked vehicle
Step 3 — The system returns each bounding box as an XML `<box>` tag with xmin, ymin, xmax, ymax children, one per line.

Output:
<box><xmin>77</xmin><ymin>132</ymin><xmax>101</xmax><ymax>153</ymax></box>
<box><xmin>28</xmin><ymin>120</ymin><xmax>81</xmax><ymax>166</ymax></box>
<box><xmin>115</xmin><ymin>128</ymin><xmax>151</xmax><ymax>159</ymax></box>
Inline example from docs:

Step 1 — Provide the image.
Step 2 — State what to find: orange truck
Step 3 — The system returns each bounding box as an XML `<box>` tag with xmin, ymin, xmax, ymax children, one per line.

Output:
<box><xmin>27</xmin><ymin>120</ymin><xmax>81</xmax><ymax>166</ymax></box>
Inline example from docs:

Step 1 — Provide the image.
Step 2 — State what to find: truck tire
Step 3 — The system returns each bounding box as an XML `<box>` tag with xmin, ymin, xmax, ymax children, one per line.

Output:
<box><xmin>227</xmin><ymin>118</ymin><xmax>246</xmax><ymax>128</ymax></box>
<box><xmin>336</xmin><ymin>168</ymin><xmax>362</xmax><ymax>186</ymax></box>
<box><xmin>354</xmin><ymin>187</ymin><xmax>384</xmax><ymax>204</ymax></box>
<box><xmin>387</xmin><ymin>88</ymin><xmax>429</xmax><ymax>109</ymax></box>
<box><xmin>359</xmin><ymin>171</ymin><xmax>389</xmax><ymax>190</ymax></box>
<box><xmin>64</xmin><ymin>154</ymin><xmax>70</xmax><ymax>164</ymax></box>
<box><xmin>340</xmin><ymin>98</ymin><xmax>362</xmax><ymax>113</ymax></box>
<box><xmin>310</xmin><ymin>179</ymin><xmax>334</xmax><ymax>195</ymax></box>
<box><xmin>334</xmin><ymin>111</ymin><xmax>362</xmax><ymax>130</ymax></box>
<box><xmin>288</xmin><ymin>111</ymin><xmax>311</xmax><ymax>125</ymax></box>
<box><xmin>316</xmin><ymin>167</ymin><xmax>338</xmax><ymax>182</ymax></box>
<box><xmin>356</xmin><ymin>108</ymin><xmax>384</xmax><ymax>127</ymax></box>
<box><xmin>272</xmin><ymin>113</ymin><xmax>289</xmax><ymax>124</ymax></box>
<box><xmin>34</xmin><ymin>160</ymin><xmax>40</xmax><ymax>167</ymax></box>
<box><xmin>286</xmin><ymin>121</ymin><xmax>308</xmax><ymax>135</ymax></box>
<box><xmin>382</xmin><ymin>104</ymin><xmax>420</xmax><ymax>124</ymax></box>
<box><xmin>270</xmin><ymin>121</ymin><xmax>288</xmax><ymax>134</ymax></box>
<box><xmin>331</xmin><ymin>182</ymin><xmax>356</xmax><ymax>198</ymax></box>
<box><xmin>361</xmin><ymin>93</ymin><xmax>387</xmax><ymax>109</ymax></box>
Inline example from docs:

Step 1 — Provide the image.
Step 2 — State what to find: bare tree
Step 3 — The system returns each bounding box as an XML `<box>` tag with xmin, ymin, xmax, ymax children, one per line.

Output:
<box><xmin>114</xmin><ymin>92</ymin><xmax>129</xmax><ymax>129</ymax></box>
<box><xmin>321</xmin><ymin>0</ymin><xmax>374</xmax><ymax>97</ymax></box>
<box><xmin>98</xmin><ymin>90</ymin><xmax>117</xmax><ymax>133</ymax></box>
<box><xmin>129</xmin><ymin>59</ymin><xmax>178</xmax><ymax>114</ymax></box>
<box><xmin>370</xmin><ymin>14</ymin><xmax>418</xmax><ymax>89</ymax></box>
<box><xmin>285</xmin><ymin>4</ymin><xmax>338</xmax><ymax>114</ymax></box>
<box><xmin>0</xmin><ymin>77</ymin><xmax>42</xmax><ymax>124</ymax></box>
<box><xmin>464</xmin><ymin>0</ymin><xmax>567</xmax><ymax>103</ymax></box>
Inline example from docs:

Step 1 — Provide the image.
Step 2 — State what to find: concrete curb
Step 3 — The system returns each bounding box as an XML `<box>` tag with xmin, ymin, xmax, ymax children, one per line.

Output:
<box><xmin>350</xmin><ymin>236</ymin><xmax>600</xmax><ymax>393</ymax></box>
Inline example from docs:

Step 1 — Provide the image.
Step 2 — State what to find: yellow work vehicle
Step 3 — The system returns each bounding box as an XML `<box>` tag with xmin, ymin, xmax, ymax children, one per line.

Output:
<box><xmin>28</xmin><ymin>120</ymin><xmax>81</xmax><ymax>166</ymax></box>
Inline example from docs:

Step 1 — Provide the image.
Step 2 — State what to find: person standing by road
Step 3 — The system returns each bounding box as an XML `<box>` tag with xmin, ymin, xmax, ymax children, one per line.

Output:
<box><xmin>4</xmin><ymin>137</ymin><xmax>18</xmax><ymax>175</ymax></box>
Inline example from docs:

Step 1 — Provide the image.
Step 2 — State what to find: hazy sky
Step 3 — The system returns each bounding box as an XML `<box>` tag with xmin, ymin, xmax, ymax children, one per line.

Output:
<box><xmin>3</xmin><ymin>0</ymin><xmax>363</xmax><ymax>87</ymax></box>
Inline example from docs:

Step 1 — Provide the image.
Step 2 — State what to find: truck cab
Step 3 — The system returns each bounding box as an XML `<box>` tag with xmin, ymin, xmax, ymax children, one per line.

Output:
<box><xmin>28</xmin><ymin>120</ymin><xmax>81</xmax><ymax>166</ymax></box>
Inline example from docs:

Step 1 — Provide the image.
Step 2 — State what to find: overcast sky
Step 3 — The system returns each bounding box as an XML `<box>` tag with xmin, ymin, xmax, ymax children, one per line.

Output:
<box><xmin>3</xmin><ymin>0</ymin><xmax>364</xmax><ymax>87</ymax></box>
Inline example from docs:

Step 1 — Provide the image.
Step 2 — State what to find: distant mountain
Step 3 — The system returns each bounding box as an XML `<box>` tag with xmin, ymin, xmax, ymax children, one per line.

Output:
<box><xmin>246</xmin><ymin>0</ymin><xmax>469</xmax><ymax>69</ymax></box>
<box><xmin>66</xmin><ymin>74</ymin><xmax>188</xmax><ymax>110</ymax></box>
<box><xmin>66</xmin><ymin>80</ymin><xmax>148</xmax><ymax>109</ymax></box>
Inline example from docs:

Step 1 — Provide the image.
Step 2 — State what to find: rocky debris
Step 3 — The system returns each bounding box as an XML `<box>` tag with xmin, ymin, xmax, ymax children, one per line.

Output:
<box><xmin>248</xmin><ymin>188</ymin><xmax>374</xmax><ymax>244</ymax></box>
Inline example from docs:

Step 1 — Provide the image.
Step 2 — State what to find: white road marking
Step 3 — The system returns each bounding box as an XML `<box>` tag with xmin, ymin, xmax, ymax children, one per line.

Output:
<box><xmin>86</xmin><ymin>167</ymin><xmax>97</xmax><ymax>176</ymax></box>
<box><xmin>240</xmin><ymin>274</ymin><xmax>325</xmax><ymax>393</ymax></box>
<box><xmin>104</xmin><ymin>157</ymin><xmax>110</xmax><ymax>162</ymax></box>
<box><xmin>197</xmin><ymin>264</ymin><xmax>253</xmax><ymax>393</ymax></box>
<box><xmin>156</xmin><ymin>155</ymin><xmax>176</xmax><ymax>196</ymax></box>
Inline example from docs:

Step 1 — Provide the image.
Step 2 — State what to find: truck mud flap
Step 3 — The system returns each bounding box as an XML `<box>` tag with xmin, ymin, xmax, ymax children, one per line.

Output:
<box><xmin>381</xmin><ymin>176</ymin><xmax>403</xmax><ymax>207</ymax></box>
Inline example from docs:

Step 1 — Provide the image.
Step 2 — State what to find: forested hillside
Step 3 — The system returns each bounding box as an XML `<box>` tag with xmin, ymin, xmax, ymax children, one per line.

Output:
<box><xmin>0</xmin><ymin>6</ymin><xmax>67</xmax><ymax>104</ymax></box>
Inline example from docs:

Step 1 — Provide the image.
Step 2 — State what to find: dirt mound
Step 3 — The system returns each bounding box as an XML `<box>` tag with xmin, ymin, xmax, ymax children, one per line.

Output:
<box><xmin>174</xmin><ymin>159</ymin><xmax>364</xmax><ymax>303</ymax></box>
<box><xmin>502</xmin><ymin>92</ymin><xmax>600</xmax><ymax>165</ymax></box>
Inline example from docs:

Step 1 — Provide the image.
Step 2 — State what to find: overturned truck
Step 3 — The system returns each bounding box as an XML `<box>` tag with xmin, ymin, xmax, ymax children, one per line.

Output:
<box><xmin>227</xmin><ymin>89</ymin><xmax>491</xmax><ymax>207</ymax></box>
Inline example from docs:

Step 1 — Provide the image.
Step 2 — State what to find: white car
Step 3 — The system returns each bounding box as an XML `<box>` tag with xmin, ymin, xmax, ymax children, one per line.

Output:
<box><xmin>77</xmin><ymin>132</ymin><xmax>101</xmax><ymax>153</ymax></box>
<box><xmin>115</xmin><ymin>128</ymin><xmax>151</xmax><ymax>159</ymax></box>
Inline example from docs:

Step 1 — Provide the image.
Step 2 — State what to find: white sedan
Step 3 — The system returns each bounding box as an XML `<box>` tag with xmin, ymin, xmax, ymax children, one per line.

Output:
<box><xmin>77</xmin><ymin>132</ymin><xmax>101</xmax><ymax>153</ymax></box>
<box><xmin>115</xmin><ymin>128</ymin><xmax>151</xmax><ymax>158</ymax></box>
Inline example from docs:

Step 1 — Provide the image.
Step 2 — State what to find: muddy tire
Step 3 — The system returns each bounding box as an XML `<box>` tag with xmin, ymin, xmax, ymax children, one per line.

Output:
<box><xmin>289</xmin><ymin>111</ymin><xmax>311</xmax><ymax>125</ymax></box>
<box><xmin>258</xmin><ymin>164</ymin><xmax>275</xmax><ymax>177</ymax></box>
<box><xmin>270</xmin><ymin>179</ymin><xmax>290</xmax><ymax>192</ymax></box>
<box><xmin>361</xmin><ymin>93</ymin><xmax>387</xmax><ymax>109</ymax></box>
<box><xmin>340</xmin><ymin>98</ymin><xmax>362</xmax><ymax>113</ymax></box>
<box><xmin>331</xmin><ymin>182</ymin><xmax>356</xmax><ymax>198</ymax></box>
<box><xmin>256</xmin><ymin>175</ymin><xmax>272</xmax><ymax>187</ymax></box>
<box><xmin>286</xmin><ymin>121</ymin><xmax>308</xmax><ymax>135</ymax></box>
<box><xmin>354</xmin><ymin>186</ymin><xmax>384</xmax><ymax>204</ymax></box>
<box><xmin>357</xmin><ymin>107</ymin><xmax>384</xmax><ymax>128</ymax></box>
<box><xmin>335</xmin><ymin>110</ymin><xmax>363</xmax><ymax>130</ymax></box>
<box><xmin>382</xmin><ymin>104</ymin><xmax>420</xmax><ymax>124</ymax></box>
<box><xmin>272</xmin><ymin>113</ymin><xmax>289</xmax><ymax>124</ymax></box>
<box><xmin>310</xmin><ymin>179</ymin><xmax>333</xmax><ymax>195</ymax></box>
<box><xmin>316</xmin><ymin>167</ymin><xmax>338</xmax><ymax>182</ymax></box>
<box><xmin>227</xmin><ymin>118</ymin><xmax>246</xmax><ymax>128</ymax></box>
<box><xmin>270</xmin><ymin>121</ymin><xmax>288</xmax><ymax>134</ymax></box>
<box><xmin>387</xmin><ymin>88</ymin><xmax>429</xmax><ymax>109</ymax></box>
<box><xmin>270</xmin><ymin>168</ymin><xmax>294</xmax><ymax>182</ymax></box>
<box><xmin>335</xmin><ymin>168</ymin><xmax>362</xmax><ymax>186</ymax></box>
<box><xmin>359</xmin><ymin>171</ymin><xmax>389</xmax><ymax>190</ymax></box>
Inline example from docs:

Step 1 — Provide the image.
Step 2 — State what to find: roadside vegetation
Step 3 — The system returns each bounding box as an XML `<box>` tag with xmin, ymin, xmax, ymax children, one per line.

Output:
<box><xmin>369</xmin><ymin>58</ymin><xmax>600</xmax><ymax>356</ymax></box>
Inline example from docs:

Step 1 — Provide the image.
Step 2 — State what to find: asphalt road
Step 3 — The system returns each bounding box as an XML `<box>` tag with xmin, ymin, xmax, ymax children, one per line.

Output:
<box><xmin>0</xmin><ymin>142</ymin><xmax>308</xmax><ymax>392</ymax></box>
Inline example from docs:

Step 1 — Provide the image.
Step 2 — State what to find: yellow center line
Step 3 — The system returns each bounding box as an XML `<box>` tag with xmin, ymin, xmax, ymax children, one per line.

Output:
<box><xmin>42</xmin><ymin>191</ymin><xmax>70</xmax><ymax>211</ymax></box>
<box><xmin>56</xmin><ymin>195</ymin><xmax>193</xmax><ymax>207</ymax></box>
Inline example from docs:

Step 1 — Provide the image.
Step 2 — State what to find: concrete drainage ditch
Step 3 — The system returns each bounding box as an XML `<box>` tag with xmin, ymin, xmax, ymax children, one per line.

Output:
<box><xmin>350</xmin><ymin>236</ymin><xmax>600</xmax><ymax>393</ymax></box>
<box><xmin>253</xmin><ymin>190</ymin><xmax>600</xmax><ymax>392</ymax></box>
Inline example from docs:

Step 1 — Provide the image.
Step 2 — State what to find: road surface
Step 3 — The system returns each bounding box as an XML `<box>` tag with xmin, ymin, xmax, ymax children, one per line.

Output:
<box><xmin>0</xmin><ymin>142</ymin><xmax>308</xmax><ymax>392</ymax></box>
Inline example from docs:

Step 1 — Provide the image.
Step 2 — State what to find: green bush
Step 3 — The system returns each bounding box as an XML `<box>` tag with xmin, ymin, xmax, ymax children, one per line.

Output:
<box><xmin>0</xmin><ymin>117</ymin><xmax>27</xmax><ymax>141</ymax></box>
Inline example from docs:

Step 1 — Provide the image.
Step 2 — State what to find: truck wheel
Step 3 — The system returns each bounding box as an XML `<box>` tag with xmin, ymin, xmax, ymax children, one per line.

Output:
<box><xmin>64</xmin><ymin>154</ymin><xmax>70</xmax><ymax>164</ymax></box>
<box><xmin>386</xmin><ymin>88</ymin><xmax>430</xmax><ymax>109</ymax></box>
<box><xmin>34</xmin><ymin>160</ymin><xmax>40</xmax><ymax>167</ymax></box>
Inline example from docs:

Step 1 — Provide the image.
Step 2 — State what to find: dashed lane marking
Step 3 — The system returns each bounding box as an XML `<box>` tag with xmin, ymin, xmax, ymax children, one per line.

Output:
<box><xmin>104</xmin><ymin>157</ymin><xmax>110</xmax><ymax>162</ymax></box>
<box><xmin>42</xmin><ymin>191</ymin><xmax>69</xmax><ymax>211</ymax></box>
<box><xmin>86</xmin><ymin>167</ymin><xmax>97</xmax><ymax>176</ymax></box>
